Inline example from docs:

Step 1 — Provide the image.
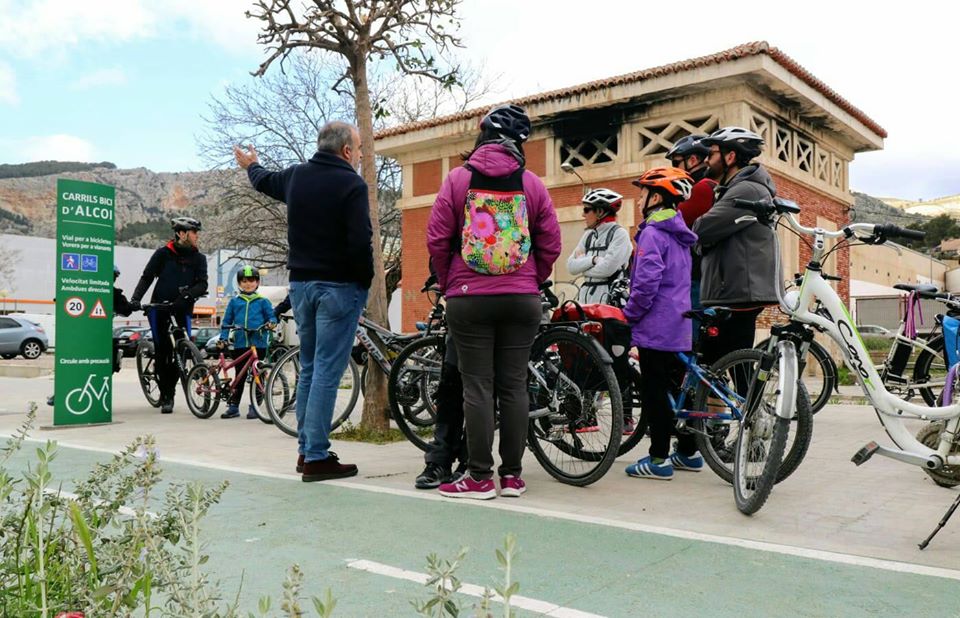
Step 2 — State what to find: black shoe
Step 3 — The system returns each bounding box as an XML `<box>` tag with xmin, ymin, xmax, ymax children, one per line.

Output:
<box><xmin>160</xmin><ymin>397</ymin><xmax>174</xmax><ymax>414</ymax></box>
<box><xmin>46</xmin><ymin>395</ymin><xmax>54</xmax><ymax>407</ymax></box>
<box><xmin>301</xmin><ymin>453</ymin><xmax>358</xmax><ymax>482</ymax></box>
<box><xmin>453</xmin><ymin>461</ymin><xmax>468</xmax><ymax>479</ymax></box>
<box><xmin>415</xmin><ymin>462</ymin><xmax>452</xmax><ymax>490</ymax></box>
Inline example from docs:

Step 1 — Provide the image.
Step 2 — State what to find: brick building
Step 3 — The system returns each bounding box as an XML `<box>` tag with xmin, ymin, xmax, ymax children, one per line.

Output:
<box><xmin>375</xmin><ymin>42</ymin><xmax>886</xmax><ymax>334</ymax></box>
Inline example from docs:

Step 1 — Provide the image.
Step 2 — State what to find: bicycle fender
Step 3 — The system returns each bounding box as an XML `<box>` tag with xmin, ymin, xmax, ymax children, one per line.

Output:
<box><xmin>544</xmin><ymin>325</ymin><xmax>614</xmax><ymax>365</ymax></box>
<box><xmin>776</xmin><ymin>340</ymin><xmax>798</xmax><ymax>420</ymax></box>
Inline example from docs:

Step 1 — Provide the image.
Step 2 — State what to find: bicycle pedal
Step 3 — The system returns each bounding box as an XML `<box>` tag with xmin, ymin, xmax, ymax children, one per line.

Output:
<box><xmin>851</xmin><ymin>441</ymin><xmax>880</xmax><ymax>466</ymax></box>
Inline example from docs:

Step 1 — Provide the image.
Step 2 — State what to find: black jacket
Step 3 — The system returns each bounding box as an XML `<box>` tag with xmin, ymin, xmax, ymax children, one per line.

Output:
<box><xmin>247</xmin><ymin>151</ymin><xmax>374</xmax><ymax>289</ymax></box>
<box><xmin>114</xmin><ymin>287</ymin><xmax>134</xmax><ymax>317</ymax></box>
<box><xmin>693</xmin><ymin>165</ymin><xmax>780</xmax><ymax>306</ymax></box>
<box><xmin>132</xmin><ymin>241</ymin><xmax>208</xmax><ymax>309</ymax></box>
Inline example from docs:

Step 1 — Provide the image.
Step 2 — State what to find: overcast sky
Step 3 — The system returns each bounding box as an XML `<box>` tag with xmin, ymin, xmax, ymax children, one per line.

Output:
<box><xmin>0</xmin><ymin>0</ymin><xmax>954</xmax><ymax>200</ymax></box>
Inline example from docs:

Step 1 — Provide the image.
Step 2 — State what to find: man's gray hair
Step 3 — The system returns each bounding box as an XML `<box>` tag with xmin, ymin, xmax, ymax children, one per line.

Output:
<box><xmin>316</xmin><ymin>121</ymin><xmax>357</xmax><ymax>154</ymax></box>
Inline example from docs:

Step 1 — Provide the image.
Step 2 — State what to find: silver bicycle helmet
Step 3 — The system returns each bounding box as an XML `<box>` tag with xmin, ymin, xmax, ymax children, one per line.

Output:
<box><xmin>171</xmin><ymin>216</ymin><xmax>202</xmax><ymax>232</ymax></box>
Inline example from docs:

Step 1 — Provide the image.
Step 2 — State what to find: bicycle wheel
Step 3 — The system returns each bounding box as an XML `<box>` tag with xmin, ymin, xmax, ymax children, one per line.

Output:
<box><xmin>266</xmin><ymin>347</ymin><xmax>360</xmax><ymax>438</ymax></box>
<box><xmin>757</xmin><ymin>338</ymin><xmax>834</xmax><ymax>414</ymax></box>
<box><xmin>733</xmin><ymin>343</ymin><xmax>796</xmax><ymax>515</ymax></box>
<box><xmin>692</xmin><ymin>348</ymin><xmax>813</xmax><ymax>485</ymax></box>
<box><xmin>388</xmin><ymin>335</ymin><xmax>444</xmax><ymax>452</ymax></box>
<box><xmin>913</xmin><ymin>335</ymin><xmax>947</xmax><ymax>406</ymax></box>
<box><xmin>248</xmin><ymin>362</ymin><xmax>285</xmax><ymax>424</ymax></box>
<box><xmin>617</xmin><ymin>365</ymin><xmax>647</xmax><ymax>456</ymax></box>
<box><xmin>266</xmin><ymin>346</ymin><xmax>300</xmax><ymax>437</ymax></box>
<box><xmin>177</xmin><ymin>339</ymin><xmax>204</xmax><ymax>393</ymax></box>
<box><xmin>135</xmin><ymin>340</ymin><xmax>161</xmax><ymax>408</ymax></box>
<box><xmin>185</xmin><ymin>364</ymin><xmax>221</xmax><ymax>419</ymax></box>
<box><xmin>526</xmin><ymin>328</ymin><xmax>623</xmax><ymax>486</ymax></box>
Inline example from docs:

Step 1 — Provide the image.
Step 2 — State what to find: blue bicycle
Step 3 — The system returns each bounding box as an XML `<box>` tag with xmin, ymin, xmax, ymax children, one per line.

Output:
<box><xmin>627</xmin><ymin>307</ymin><xmax>814</xmax><ymax>485</ymax></box>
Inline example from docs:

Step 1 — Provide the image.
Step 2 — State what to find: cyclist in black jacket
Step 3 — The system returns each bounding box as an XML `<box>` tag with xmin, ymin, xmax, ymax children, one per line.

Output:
<box><xmin>130</xmin><ymin>217</ymin><xmax>208</xmax><ymax>413</ymax></box>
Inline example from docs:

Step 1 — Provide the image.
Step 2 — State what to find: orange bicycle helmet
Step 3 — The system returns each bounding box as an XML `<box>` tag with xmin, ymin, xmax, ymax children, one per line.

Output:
<box><xmin>631</xmin><ymin>167</ymin><xmax>694</xmax><ymax>201</ymax></box>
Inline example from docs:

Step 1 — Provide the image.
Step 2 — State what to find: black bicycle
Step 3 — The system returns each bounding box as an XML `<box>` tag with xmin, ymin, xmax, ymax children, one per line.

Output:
<box><xmin>389</xmin><ymin>280</ymin><xmax>625</xmax><ymax>486</ymax></box>
<box><xmin>135</xmin><ymin>303</ymin><xmax>204</xmax><ymax>407</ymax></box>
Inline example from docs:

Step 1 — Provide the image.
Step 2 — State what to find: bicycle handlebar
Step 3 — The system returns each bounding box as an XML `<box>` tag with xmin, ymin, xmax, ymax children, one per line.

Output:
<box><xmin>736</xmin><ymin>198</ymin><xmax>927</xmax><ymax>244</ymax></box>
<box><xmin>872</xmin><ymin>223</ymin><xmax>926</xmax><ymax>241</ymax></box>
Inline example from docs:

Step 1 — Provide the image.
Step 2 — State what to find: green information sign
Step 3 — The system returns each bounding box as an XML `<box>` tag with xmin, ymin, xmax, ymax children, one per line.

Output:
<box><xmin>54</xmin><ymin>179</ymin><xmax>116</xmax><ymax>426</ymax></box>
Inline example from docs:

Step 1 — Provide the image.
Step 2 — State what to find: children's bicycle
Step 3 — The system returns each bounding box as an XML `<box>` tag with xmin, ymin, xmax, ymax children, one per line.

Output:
<box><xmin>184</xmin><ymin>326</ymin><xmax>286</xmax><ymax>420</ymax></box>
<box><xmin>733</xmin><ymin>197</ymin><xmax>960</xmax><ymax>525</ymax></box>
<box><xmin>616</xmin><ymin>307</ymin><xmax>814</xmax><ymax>483</ymax></box>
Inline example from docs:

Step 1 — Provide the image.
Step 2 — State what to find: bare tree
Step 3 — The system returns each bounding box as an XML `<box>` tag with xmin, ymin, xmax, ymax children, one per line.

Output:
<box><xmin>247</xmin><ymin>0</ymin><xmax>464</xmax><ymax>431</ymax></box>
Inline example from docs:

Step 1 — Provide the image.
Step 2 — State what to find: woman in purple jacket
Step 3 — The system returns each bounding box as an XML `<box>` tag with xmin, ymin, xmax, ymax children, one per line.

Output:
<box><xmin>622</xmin><ymin>167</ymin><xmax>700</xmax><ymax>481</ymax></box>
<box><xmin>427</xmin><ymin>104</ymin><xmax>562</xmax><ymax>500</ymax></box>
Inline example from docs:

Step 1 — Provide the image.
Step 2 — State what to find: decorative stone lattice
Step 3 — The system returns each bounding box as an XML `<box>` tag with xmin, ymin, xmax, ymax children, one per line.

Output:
<box><xmin>749</xmin><ymin>108</ymin><xmax>846</xmax><ymax>192</ymax></box>
<box><xmin>559</xmin><ymin>133</ymin><xmax>618</xmax><ymax>168</ymax></box>
<box><xmin>636</xmin><ymin>114</ymin><xmax>720</xmax><ymax>158</ymax></box>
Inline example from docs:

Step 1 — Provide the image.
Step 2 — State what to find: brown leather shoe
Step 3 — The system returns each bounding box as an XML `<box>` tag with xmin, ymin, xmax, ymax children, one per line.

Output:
<box><xmin>296</xmin><ymin>454</ymin><xmax>304</xmax><ymax>474</ymax></box>
<box><xmin>301</xmin><ymin>453</ymin><xmax>358</xmax><ymax>482</ymax></box>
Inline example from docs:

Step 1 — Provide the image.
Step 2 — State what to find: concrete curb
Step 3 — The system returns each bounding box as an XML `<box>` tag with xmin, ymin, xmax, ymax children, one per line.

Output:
<box><xmin>0</xmin><ymin>364</ymin><xmax>52</xmax><ymax>378</ymax></box>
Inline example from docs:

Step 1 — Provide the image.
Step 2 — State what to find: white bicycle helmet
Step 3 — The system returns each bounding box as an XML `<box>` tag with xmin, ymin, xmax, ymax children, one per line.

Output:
<box><xmin>582</xmin><ymin>188</ymin><xmax>624</xmax><ymax>214</ymax></box>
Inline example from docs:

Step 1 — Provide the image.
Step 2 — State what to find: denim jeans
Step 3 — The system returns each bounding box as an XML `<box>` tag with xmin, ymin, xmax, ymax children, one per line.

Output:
<box><xmin>290</xmin><ymin>280</ymin><xmax>368</xmax><ymax>462</ymax></box>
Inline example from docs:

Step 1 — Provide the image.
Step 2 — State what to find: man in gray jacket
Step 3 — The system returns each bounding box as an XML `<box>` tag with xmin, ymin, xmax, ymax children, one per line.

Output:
<box><xmin>693</xmin><ymin>127</ymin><xmax>778</xmax><ymax>364</ymax></box>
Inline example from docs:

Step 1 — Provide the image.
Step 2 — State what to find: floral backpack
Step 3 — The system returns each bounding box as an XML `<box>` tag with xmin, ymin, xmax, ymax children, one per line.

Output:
<box><xmin>459</xmin><ymin>165</ymin><xmax>531</xmax><ymax>275</ymax></box>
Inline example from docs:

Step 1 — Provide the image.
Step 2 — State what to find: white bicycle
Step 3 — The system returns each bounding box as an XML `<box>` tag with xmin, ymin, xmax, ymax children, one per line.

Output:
<box><xmin>731</xmin><ymin>197</ymin><xmax>960</xmax><ymax>524</ymax></box>
<box><xmin>65</xmin><ymin>374</ymin><xmax>111</xmax><ymax>416</ymax></box>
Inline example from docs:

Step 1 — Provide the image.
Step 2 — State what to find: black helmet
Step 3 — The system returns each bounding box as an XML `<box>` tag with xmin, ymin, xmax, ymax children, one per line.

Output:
<box><xmin>479</xmin><ymin>104</ymin><xmax>531</xmax><ymax>143</ymax></box>
<box><xmin>236</xmin><ymin>264</ymin><xmax>261</xmax><ymax>284</ymax></box>
<box><xmin>666</xmin><ymin>134</ymin><xmax>710</xmax><ymax>160</ymax></box>
<box><xmin>700</xmin><ymin>127</ymin><xmax>764</xmax><ymax>160</ymax></box>
<box><xmin>171</xmin><ymin>216</ymin><xmax>202</xmax><ymax>232</ymax></box>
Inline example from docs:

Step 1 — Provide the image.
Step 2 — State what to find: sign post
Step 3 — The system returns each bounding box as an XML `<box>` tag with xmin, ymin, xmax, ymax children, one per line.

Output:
<box><xmin>54</xmin><ymin>179</ymin><xmax>115</xmax><ymax>425</ymax></box>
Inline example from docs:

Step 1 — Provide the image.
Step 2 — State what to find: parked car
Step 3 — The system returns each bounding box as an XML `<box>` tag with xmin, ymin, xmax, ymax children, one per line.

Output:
<box><xmin>191</xmin><ymin>326</ymin><xmax>220</xmax><ymax>349</ymax></box>
<box><xmin>858</xmin><ymin>324</ymin><xmax>890</xmax><ymax>337</ymax></box>
<box><xmin>116</xmin><ymin>327</ymin><xmax>152</xmax><ymax>357</ymax></box>
<box><xmin>0</xmin><ymin>316</ymin><xmax>49</xmax><ymax>359</ymax></box>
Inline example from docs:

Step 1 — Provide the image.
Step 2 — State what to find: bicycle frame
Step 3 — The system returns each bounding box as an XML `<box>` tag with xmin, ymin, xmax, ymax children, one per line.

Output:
<box><xmin>214</xmin><ymin>346</ymin><xmax>261</xmax><ymax>396</ymax></box>
<box><xmin>779</xmin><ymin>213</ymin><xmax>960</xmax><ymax>468</ymax></box>
<box><xmin>356</xmin><ymin>316</ymin><xmax>419</xmax><ymax>374</ymax></box>
<box><xmin>670</xmin><ymin>352</ymin><xmax>745</xmax><ymax>422</ymax></box>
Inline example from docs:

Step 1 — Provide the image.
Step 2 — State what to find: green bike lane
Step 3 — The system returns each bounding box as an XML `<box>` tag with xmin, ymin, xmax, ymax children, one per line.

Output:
<box><xmin>11</xmin><ymin>443</ymin><xmax>960</xmax><ymax>617</ymax></box>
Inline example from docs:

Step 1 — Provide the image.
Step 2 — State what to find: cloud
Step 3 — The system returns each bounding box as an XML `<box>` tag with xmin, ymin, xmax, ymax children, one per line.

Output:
<box><xmin>0</xmin><ymin>63</ymin><xmax>17</xmax><ymax>105</ymax></box>
<box><xmin>69</xmin><ymin>67</ymin><xmax>127</xmax><ymax>90</ymax></box>
<box><xmin>13</xmin><ymin>135</ymin><xmax>97</xmax><ymax>162</ymax></box>
<box><xmin>0</xmin><ymin>0</ymin><xmax>155</xmax><ymax>57</ymax></box>
<box><xmin>0</xmin><ymin>0</ymin><xmax>259</xmax><ymax>58</ymax></box>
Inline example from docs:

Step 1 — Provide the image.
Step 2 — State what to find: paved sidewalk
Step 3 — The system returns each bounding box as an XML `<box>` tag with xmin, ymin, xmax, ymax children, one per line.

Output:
<box><xmin>1</xmin><ymin>370</ymin><xmax>959</xmax><ymax>615</ymax></box>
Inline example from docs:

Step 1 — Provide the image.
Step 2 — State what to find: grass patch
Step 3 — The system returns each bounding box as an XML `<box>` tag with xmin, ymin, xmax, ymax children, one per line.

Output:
<box><xmin>837</xmin><ymin>365</ymin><xmax>857</xmax><ymax>386</ymax></box>
<box><xmin>863</xmin><ymin>336</ymin><xmax>890</xmax><ymax>352</ymax></box>
<box><xmin>333</xmin><ymin>421</ymin><xmax>431</xmax><ymax>444</ymax></box>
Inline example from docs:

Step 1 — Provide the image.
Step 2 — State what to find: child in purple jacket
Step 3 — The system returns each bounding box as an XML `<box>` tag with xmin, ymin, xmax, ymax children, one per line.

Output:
<box><xmin>622</xmin><ymin>167</ymin><xmax>700</xmax><ymax>481</ymax></box>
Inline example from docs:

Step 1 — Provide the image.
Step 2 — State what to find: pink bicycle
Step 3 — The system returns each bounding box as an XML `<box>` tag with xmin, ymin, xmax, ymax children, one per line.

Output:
<box><xmin>184</xmin><ymin>326</ymin><xmax>288</xmax><ymax>421</ymax></box>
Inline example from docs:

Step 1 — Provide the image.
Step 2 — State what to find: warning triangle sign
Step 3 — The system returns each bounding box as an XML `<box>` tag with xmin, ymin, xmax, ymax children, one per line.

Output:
<box><xmin>89</xmin><ymin>299</ymin><xmax>107</xmax><ymax>319</ymax></box>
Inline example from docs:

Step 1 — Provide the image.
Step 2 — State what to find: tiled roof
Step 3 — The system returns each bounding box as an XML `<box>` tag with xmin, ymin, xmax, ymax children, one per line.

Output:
<box><xmin>375</xmin><ymin>41</ymin><xmax>886</xmax><ymax>140</ymax></box>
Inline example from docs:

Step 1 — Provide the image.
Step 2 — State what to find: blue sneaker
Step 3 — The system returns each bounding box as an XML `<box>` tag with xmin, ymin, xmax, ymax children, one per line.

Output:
<box><xmin>246</xmin><ymin>404</ymin><xmax>259</xmax><ymax>419</ymax></box>
<box><xmin>625</xmin><ymin>456</ymin><xmax>673</xmax><ymax>480</ymax></box>
<box><xmin>669</xmin><ymin>451</ymin><xmax>704</xmax><ymax>472</ymax></box>
<box><xmin>220</xmin><ymin>405</ymin><xmax>240</xmax><ymax>419</ymax></box>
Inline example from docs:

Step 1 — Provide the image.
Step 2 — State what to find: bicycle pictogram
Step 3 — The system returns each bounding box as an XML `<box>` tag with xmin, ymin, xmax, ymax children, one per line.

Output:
<box><xmin>65</xmin><ymin>374</ymin><xmax>111</xmax><ymax>416</ymax></box>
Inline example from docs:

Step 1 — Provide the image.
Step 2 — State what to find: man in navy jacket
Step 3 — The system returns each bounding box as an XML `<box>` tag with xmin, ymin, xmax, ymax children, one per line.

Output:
<box><xmin>235</xmin><ymin>121</ymin><xmax>373</xmax><ymax>481</ymax></box>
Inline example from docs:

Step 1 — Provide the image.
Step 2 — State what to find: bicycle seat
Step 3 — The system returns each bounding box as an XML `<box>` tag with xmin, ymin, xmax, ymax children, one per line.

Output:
<box><xmin>893</xmin><ymin>283</ymin><xmax>939</xmax><ymax>296</ymax></box>
<box><xmin>682</xmin><ymin>307</ymin><xmax>733</xmax><ymax>324</ymax></box>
